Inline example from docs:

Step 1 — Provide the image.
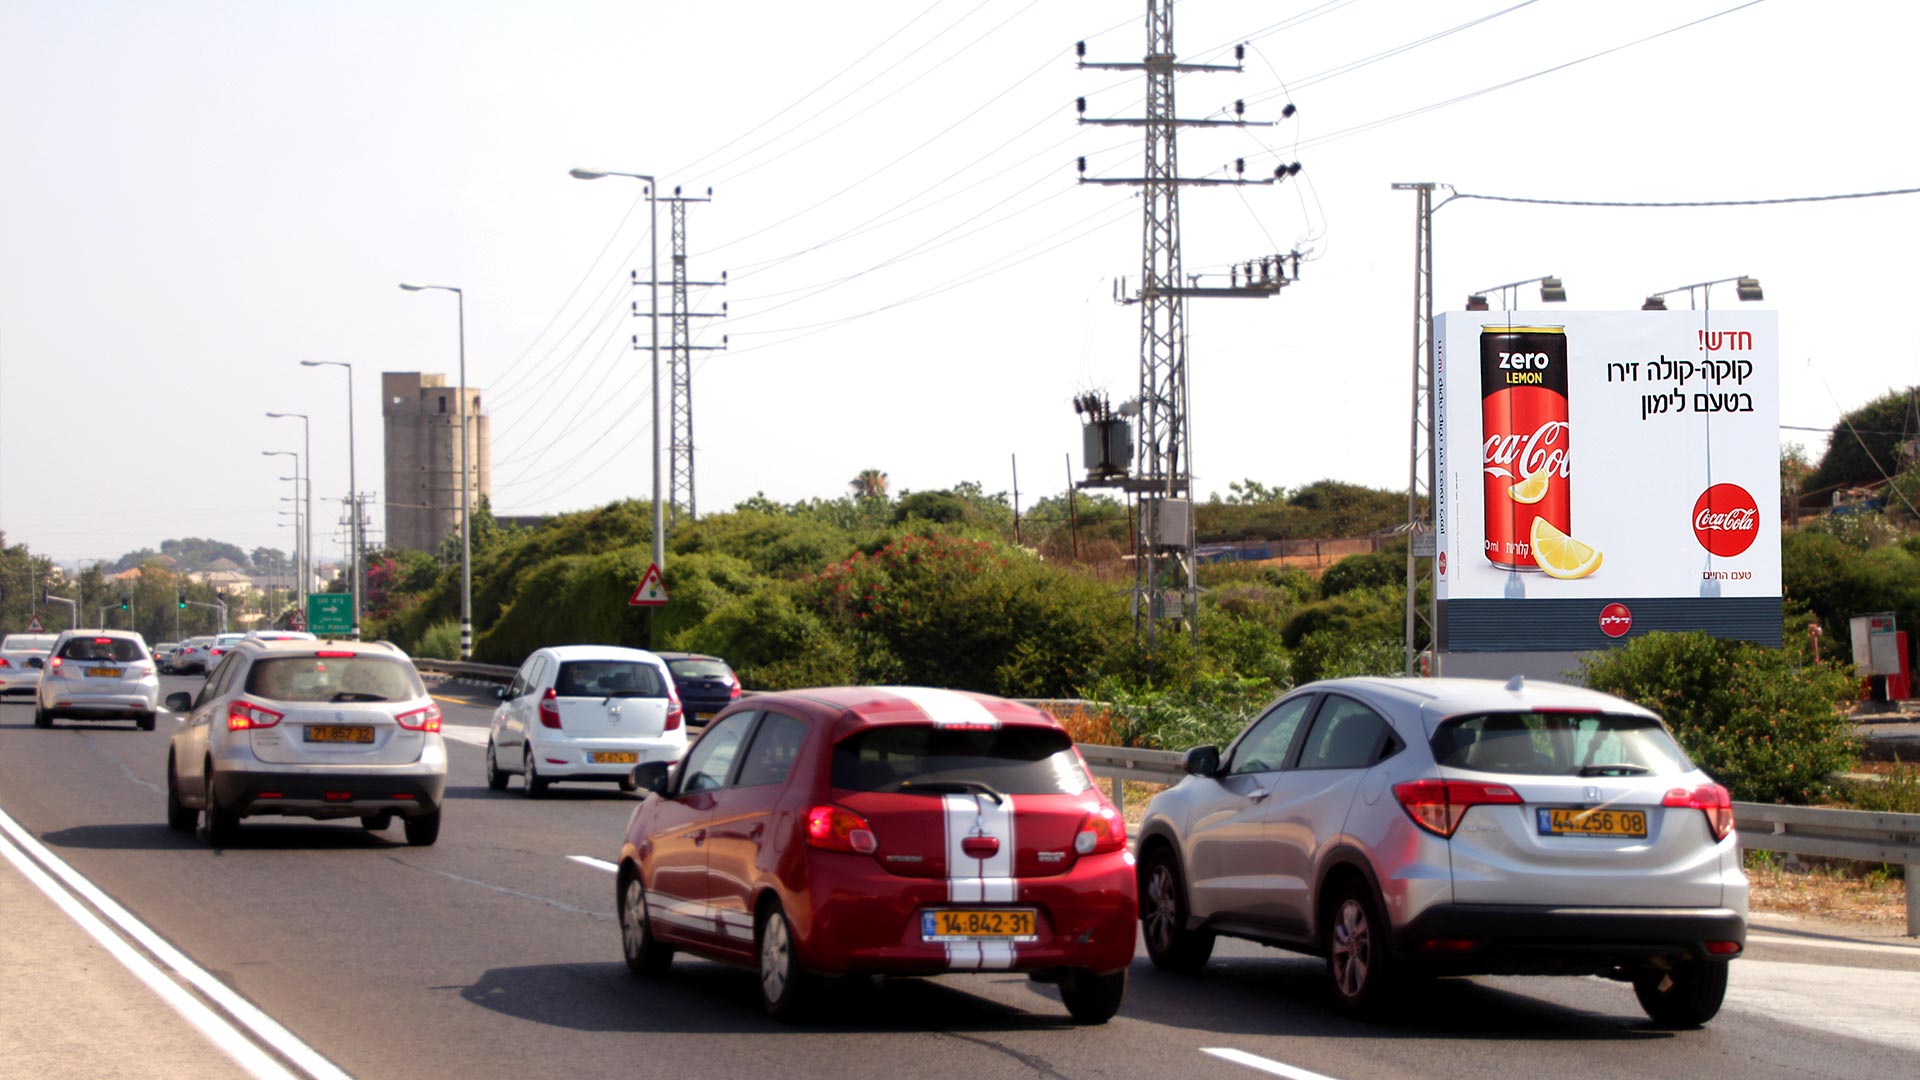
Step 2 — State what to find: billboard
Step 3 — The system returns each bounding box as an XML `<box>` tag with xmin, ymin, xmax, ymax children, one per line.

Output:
<box><xmin>1434</xmin><ymin>310</ymin><xmax>1781</xmax><ymax>651</ymax></box>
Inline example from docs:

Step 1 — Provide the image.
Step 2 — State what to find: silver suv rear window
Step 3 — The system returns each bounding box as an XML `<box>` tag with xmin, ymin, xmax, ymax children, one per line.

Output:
<box><xmin>832</xmin><ymin>726</ymin><xmax>1090</xmax><ymax>796</ymax></box>
<box><xmin>245</xmin><ymin>656</ymin><xmax>425</xmax><ymax>704</ymax></box>
<box><xmin>555</xmin><ymin>660</ymin><xmax>666</xmax><ymax>697</ymax></box>
<box><xmin>1431</xmin><ymin>711</ymin><xmax>1693</xmax><ymax>777</ymax></box>
<box><xmin>58</xmin><ymin>638</ymin><xmax>144</xmax><ymax>662</ymax></box>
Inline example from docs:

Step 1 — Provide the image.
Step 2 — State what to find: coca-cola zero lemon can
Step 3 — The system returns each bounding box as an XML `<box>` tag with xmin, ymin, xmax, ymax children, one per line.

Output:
<box><xmin>1481</xmin><ymin>325</ymin><xmax>1570</xmax><ymax>570</ymax></box>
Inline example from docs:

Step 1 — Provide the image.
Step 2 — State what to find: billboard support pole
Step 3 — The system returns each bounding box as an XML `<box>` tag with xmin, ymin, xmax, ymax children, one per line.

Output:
<box><xmin>1395</xmin><ymin>182</ymin><xmax>1445</xmax><ymax>675</ymax></box>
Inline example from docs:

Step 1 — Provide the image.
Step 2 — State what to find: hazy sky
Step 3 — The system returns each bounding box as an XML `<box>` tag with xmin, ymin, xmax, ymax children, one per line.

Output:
<box><xmin>3</xmin><ymin>0</ymin><xmax>1914</xmax><ymax>567</ymax></box>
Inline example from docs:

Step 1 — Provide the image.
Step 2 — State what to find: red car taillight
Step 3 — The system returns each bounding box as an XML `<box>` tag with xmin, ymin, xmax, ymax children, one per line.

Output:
<box><xmin>1663</xmin><ymin>783</ymin><xmax>1734</xmax><ymax>841</ymax></box>
<box><xmin>228</xmin><ymin>701</ymin><xmax>284</xmax><ymax>731</ymax></box>
<box><xmin>538</xmin><ymin>687</ymin><xmax>562</xmax><ymax>729</ymax></box>
<box><xmin>664</xmin><ymin>687</ymin><xmax>683</xmax><ymax>731</ymax></box>
<box><xmin>48</xmin><ymin>657</ymin><xmax>63</xmax><ymax>675</ymax></box>
<box><xmin>0</xmin><ymin>657</ymin><xmax>10</xmax><ymax>668</ymax></box>
<box><xmin>395</xmin><ymin>703</ymin><xmax>442</xmax><ymax>732</ymax></box>
<box><xmin>1394</xmin><ymin>778</ymin><xmax>1523</xmax><ymax>838</ymax></box>
<box><xmin>1073</xmin><ymin>803</ymin><xmax>1127</xmax><ymax>855</ymax></box>
<box><xmin>806</xmin><ymin>805</ymin><xmax>877</xmax><ymax>854</ymax></box>
<box><xmin>728</xmin><ymin>682</ymin><xmax>742</xmax><ymax>700</ymax></box>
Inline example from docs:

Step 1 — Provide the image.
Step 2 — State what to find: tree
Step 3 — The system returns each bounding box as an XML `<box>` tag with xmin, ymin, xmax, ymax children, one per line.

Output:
<box><xmin>849</xmin><ymin>469</ymin><xmax>889</xmax><ymax>500</ymax></box>
<box><xmin>1803</xmin><ymin>388</ymin><xmax>1918</xmax><ymax>501</ymax></box>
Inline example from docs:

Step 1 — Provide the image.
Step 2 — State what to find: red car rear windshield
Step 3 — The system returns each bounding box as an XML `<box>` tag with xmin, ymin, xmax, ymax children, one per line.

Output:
<box><xmin>832</xmin><ymin>725</ymin><xmax>1091</xmax><ymax>796</ymax></box>
<box><xmin>1431</xmin><ymin>711</ymin><xmax>1693</xmax><ymax>777</ymax></box>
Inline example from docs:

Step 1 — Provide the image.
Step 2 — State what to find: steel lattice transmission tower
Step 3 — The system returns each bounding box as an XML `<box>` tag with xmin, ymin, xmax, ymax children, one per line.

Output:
<box><xmin>633</xmin><ymin>188</ymin><xmax>726</xmax><ymax>525</ymax></box>
<box><xmin>1077</xmin><ymin>1</ymin><xmax>1302</xmax><ymax>646</ymax></box>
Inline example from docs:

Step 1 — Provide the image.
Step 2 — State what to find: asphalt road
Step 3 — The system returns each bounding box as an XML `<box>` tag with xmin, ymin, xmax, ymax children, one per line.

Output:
<box><xmin>2</xmin><ymin>675</ymin><xmax>1917</xmax><ymax>1080</ymax></box>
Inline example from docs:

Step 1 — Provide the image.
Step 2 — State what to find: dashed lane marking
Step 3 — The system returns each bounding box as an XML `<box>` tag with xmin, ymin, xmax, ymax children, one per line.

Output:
<box><xmin>1202</xmin><ymin>1048</ymin><xmax>1342</xmax><ymax>1080</ymax></box>
<box><xmin>569</xmin><ymin>856</ymin><xmax>619</xmax><ymax>873</ymax></box>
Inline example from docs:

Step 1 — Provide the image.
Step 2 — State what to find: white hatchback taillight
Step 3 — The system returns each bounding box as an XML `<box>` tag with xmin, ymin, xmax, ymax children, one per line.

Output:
<box><xmin>1663</xmin><ymin>783</ymin><xmax>1734</xmax><ymax>841</ymax></box>
<box><xmin>1394</xmin><ymin>778</ymin><xmax>1523</xmax><ymax>837</ymax></box>
<box><xmin>665</xmin><ymin>688</ymin><xmax>683</xmax><ymax>731</ymax></box>
<box><xmin>228</xmin><ymin>701</ymin><xmax>284</xmax><ymax>731</ymax></box>
<box><xmin>395</xmin><ymin>703</ymin><xmax>442</xmax><ymax>732</ymax></box>
<box><xmin>538</xmin><ymin>687</ymin><xmax>562</xmax><ymax>729</ymax></box>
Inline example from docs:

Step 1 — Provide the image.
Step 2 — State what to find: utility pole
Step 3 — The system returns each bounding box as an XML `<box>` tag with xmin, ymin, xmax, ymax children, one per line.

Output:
<box><xmin>634</xmin><ymin>188</ymin><xmax>726</xmax><ymax>526</ymax></box>
<box><xmin>1393</xmin><ymin>182</ymin><xmax>1446</xmax><ymax>676</ymax></box>
<box><xmin>1076</xmin><ymin>3</ymin><xmax>1302</xmax><ymax>647</ymax></box>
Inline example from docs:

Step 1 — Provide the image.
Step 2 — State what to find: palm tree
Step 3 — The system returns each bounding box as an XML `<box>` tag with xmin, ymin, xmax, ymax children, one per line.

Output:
<box><xmin>850</xmin><ymin>469</ymin><xmax>890</xmax><ymax>500</ymax></box>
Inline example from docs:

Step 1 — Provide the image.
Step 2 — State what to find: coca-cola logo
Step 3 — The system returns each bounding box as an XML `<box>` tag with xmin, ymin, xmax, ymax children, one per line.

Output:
<box><xmin>1482</xmin><ymin>420</ymin><xmax>1570</xmax><ymax>481</ymax></box>
<box><xmin>1599</xmin><ymin>602</ymin><xmax>1632</xmax><ymax>638</ymax></box>
<box><xmin>1692</xmin><ymin>483</ymin><xmax>1760</xmax><ymax>557</ymax></box>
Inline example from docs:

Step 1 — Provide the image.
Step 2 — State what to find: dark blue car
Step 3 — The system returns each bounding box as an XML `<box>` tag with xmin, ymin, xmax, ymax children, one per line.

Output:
<box><xmin>652</xmin><ymin>651</ymin><xmax>740</xmax><ymax>723</ymax></box>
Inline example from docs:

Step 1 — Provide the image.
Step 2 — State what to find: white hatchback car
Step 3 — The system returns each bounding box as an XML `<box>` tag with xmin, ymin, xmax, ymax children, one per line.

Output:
<box><xmin>164</xmin><ymin>638</ymin><xmax>447</xmax><ymax>845</ymax></box>
<box><xmin>1137</xmin><ymin>676</ymin><xmax>1747</xmax><ymax>1027</ymax></box>
<box><xmin>486</xmin><ymin>645</ymin><xmax>685</xmax><ymax>795</ymax></box>
<box><xmin>0</xmin><ymin>632</ymin><xmax>58</xmax><ymax>697</ymax></box>
<box><xmin>34</xmin><ymin>630</ymin><xmax>161</xmax><ymax>730</ymax></box>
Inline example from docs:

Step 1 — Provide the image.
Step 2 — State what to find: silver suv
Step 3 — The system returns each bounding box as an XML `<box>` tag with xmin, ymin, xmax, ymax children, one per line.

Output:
<box><xmin>163</xmin><ymin>638</ymin><xmax>447</xmax><ymax>846</ymax></box>
<box><xmin>1136</xmin><ymin>676</ymin><xmax>1747</xmax><ymax>1027</ymax></box>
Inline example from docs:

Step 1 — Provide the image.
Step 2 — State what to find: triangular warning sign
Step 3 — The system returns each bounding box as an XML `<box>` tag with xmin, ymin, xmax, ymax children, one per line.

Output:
<box><xmin>24</xmin><ymin>614</ymin><xmax>44</xmax><ymax>633</ymax></box>
<box><xmin>628</xmin><ymin>563</ymin><xmax>669</xmax><ymax>606</ymax></box>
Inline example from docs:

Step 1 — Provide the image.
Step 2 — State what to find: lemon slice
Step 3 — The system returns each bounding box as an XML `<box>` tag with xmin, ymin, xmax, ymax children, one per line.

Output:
<box><xmin>1529</xmin><ymin>517</ymin><xmax>1602</xmax><ymax>579</ymax></box>
<box><xmin>1508</xmin><ymin>464</ymin><xmax>1551</xmax><ymax>504</ymax></box>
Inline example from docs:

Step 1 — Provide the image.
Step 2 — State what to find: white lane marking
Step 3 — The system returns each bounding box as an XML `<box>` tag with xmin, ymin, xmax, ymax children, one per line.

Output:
<box><xmin>438</xmin><ymin>725</ymin><xmax>489</xmax><ymax>748</ymax></box>
<box><xmin>569</xmin><ymin>855</ymin><xmax>619</xmax><ymax>873</ymax></box>
<box><xmin>1727</xmin><ymin>959</ymin><xmax>1920</xmax><ymax>1050</ymax></box>
<box><xmin>1746</xmin><ymin>931</ymin><xmax>1920</xmax><ymax>958</ymax></box>
<box><xmin>1202</xmin><ymin>1048</ymin><xmax>1342</xmax><ymax>1080</ymax></box>
<box><xmin>0</xmin><ymin>828</ymin><xmax>298</xmax><ymax>1080</ymax></box>
<box><xmin>0</xmin><ymin>807</ymin><xmax>351</xmax><ymax>1080</ymax></box>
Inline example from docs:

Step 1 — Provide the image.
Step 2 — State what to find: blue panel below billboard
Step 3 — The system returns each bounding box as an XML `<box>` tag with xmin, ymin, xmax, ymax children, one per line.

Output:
<box><xmin>1440</xmin><ymin>597</ymin><xmax>1782</xmax><ymax>651</ymax></box>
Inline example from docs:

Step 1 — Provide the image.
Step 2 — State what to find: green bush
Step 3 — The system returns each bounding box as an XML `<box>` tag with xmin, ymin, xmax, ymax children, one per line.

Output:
<box><xmin>414</xmin><ymin>619</ymin><xmax>461</xmax><ymax>661</ymax></box>
<box><xmin>1580</xmin><ymin>627</ymin><xmax>1859</xmax><ymax>804</ymax></box>
<box><xmin>474</xmin><ymin>545</ymin><xmax>660</xmax><ymax>664</ymax></box>
<box><xmin>1080</xmin><ymin>671</ymin><xmax>1277</xmax><ymax>751</ymax></box>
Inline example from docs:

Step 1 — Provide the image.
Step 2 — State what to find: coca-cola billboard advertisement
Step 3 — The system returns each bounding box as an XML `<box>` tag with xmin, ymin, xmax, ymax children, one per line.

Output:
<box><xmin>1434</xmin><ymin>310</ymin><xmax>1780</xmax><ymax>651</ymax></box>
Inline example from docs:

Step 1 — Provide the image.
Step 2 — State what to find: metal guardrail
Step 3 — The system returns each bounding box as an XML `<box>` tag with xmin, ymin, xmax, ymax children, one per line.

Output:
<box><xmin>414</xmin><ymin>658</ymin><xmax>517</xmax><ymax>683</ymax></box>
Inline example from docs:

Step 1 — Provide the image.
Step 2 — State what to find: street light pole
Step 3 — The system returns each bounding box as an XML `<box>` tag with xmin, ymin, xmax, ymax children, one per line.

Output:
<box><xmin>302</xmin><ymin>360</ymin><xmax>360</xmax><ymax>638</ymax></box>
<box><xmin>569</xmin><ymin>167</ymin><xmax>665</xmax><ymax>576</ymax></box>
<box><xmin>263</xmin><ymin>450</ymin><xmax>299</xmax><ymax>620</ymax></box>
<box><xmin>399</xmin><ymin>282</ymin><xmax>473</xmax><ymax>659</ymax></box>
<box><xmin>267</xmin><ymin>411</ymin><xmax>312</xmax><ymax>607</ymax></box>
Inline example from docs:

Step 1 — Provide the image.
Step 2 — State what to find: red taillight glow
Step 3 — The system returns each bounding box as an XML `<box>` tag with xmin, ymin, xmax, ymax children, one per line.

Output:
<box><xmin>1073</xmin><ymin>803</ymin><xmax>1127</xmax><ymax>855</ymax></box>
<box><xmin>0</xmin><ymin>657</ymin><xmax>10</xmax><ymax>668</ymax></box>
<box><xmin>1420</xmin><ymin>938</ymin><xmax>1479</xmax><ymax>953</ymax></box>
<box><xmin>92</xmin><ymin>637</ymin><xmax>113</xmax><ymax>644</ymax></box>
<box><xmin>315</xmin><ymin>650</ymin><xmax>356</xmax><ymax>658</ymax></box>
<box><xmin>228</xmin><ymin>701</ymin><xmax>284</xmax><ymax>731</ymax></box>
<box><xmin>1705</xmin><ymin>940</ymin><xmax>1742</xmax><ymax>956</ymax></box>
<box><xmin>664</xmin><ymin>690</ymin><xmax>683</xmax><ymax>731</ymax></box>
<box><xmin>1663</xmin><ymin>783</ymin><xmax>1735</xmax><ymax>841</ymax></box>
<box><xmin>1394</xmin><ymin>779</ymin><xmax>1524</xmax><ymax>837</ymax></box>
<box><xmin>728</xmin><ymin>683</ymin><xmax>742</xmax><ymax>700</ymax></box>
<box><xmin>395</xmin><ymin>703</ymin><xmax>442</xmax><ymax>732</ymax></box>
<box><xmin>539</xmin><ymin>687</ymin><xmax>561</xmax><ymax>729</ymax></box>
<box><xmin>806</xmin><ymin>805</ymin><xmax>877</xmax><ymax>854</ymax></box>
<box><xmin>48</xmin><ymin>657</ymin><xmax>62</xmax><ymax>674</ymax></box>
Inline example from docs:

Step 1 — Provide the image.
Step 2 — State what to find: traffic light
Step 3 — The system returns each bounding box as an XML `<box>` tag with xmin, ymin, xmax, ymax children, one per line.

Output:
<box><xmin>119</xmin><ymin>595</ymin><xmax>130</xmax><ymax>611</ymax></box>
<box><xmin>178</xmin><ymin>591</ymin><xmax>187</xmax><ymax>609</ymax></box>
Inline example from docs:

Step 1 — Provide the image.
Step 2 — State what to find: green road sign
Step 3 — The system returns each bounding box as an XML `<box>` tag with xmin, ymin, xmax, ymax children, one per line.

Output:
<box><xmin>307</xmin><ymin>593</ymin><xmax>354</xmax><ymax>636</ymax></box>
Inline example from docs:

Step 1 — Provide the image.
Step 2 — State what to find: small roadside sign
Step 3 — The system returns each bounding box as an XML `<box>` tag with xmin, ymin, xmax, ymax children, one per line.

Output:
<box><xmin>628</xmin><ymin>563</ymin><xmax>668</xmax><ymax>606</ymax></box>
<box><xmin>288</xmin><ymin>612</ymin><xmax>306</xmax><ymax>631</ymax></box>
<box><xmin>307</xmin><ymin>593</ymin><xmax>353</xmax><ymax>636</ymax></box>
<box><xmin>23</xmin><ymin>614</ymin><xmax>44</xmax><ymax>633</ymax></box>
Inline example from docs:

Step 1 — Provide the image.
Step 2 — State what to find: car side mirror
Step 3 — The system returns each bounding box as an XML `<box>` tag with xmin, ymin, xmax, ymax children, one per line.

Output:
<box><xmin>630</xmin><ymin>761</ymin><xmax>672</xmax><ymax>796</ymax></box>
<box><xmin>1184</xmin><ymin>745</ymin><xmax>1222</xmax><ymax>777</ymax></box>
<box><xmin>164</xmin><ymin>692</ymin><xmax>194</xmax><ymax>713</ymax></box>
<box><xmin>26</xmin><ymin>657</ymin><xmax>43</xmax><ymax>670</ymax></box>
<box><xmin>493</xmin><ymin>685</ymin><xmax>512</xmax><ymax>701</ymax></box>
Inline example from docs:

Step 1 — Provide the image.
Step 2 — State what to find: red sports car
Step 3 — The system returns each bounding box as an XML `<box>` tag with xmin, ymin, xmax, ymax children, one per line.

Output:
<box><xmin>617</xmin><ymin>685</ymin><xmax>1138</xmax><ymax>1022</ymax></box>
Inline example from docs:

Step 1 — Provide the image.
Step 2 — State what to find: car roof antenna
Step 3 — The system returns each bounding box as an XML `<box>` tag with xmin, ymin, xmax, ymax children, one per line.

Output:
<box><xmin>1505</xmin><ymin>674</ymin><xmax>1526</xmax><ymax>692</ymax></box>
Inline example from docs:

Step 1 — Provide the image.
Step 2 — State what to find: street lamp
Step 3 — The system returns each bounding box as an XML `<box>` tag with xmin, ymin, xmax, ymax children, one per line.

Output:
<box><xmin>399</xmin><ymin>281</ymin><xmax>474</xmax><ymax>660</ymax></box>
<box><xmin>1465</xmin><ymin>275</ymin><xmax>1566</xmax><ymax>311</ymax></box>
<box><xmin>570</xmin><ymin>166</ymin><xmax>666</xmax><ymax>577</ymax></box>
<box><xmin>262</xmin><ymin>451</ymin><xmax>301</xmax><ymax>618</ymax></box>
<box><xmin>1643</xmin><ymin>275</ymin><xmax>1763</xmax><ymax>311</ymax></box>
<box><xmin>301</xmin><ymin>360</ymin><xmax>360</xmax><ymax>638</ymax></box>
<box><xmin>267</xmin><ymin>411</ymin><xmax>312</xmax><ymax>603</ymax></box>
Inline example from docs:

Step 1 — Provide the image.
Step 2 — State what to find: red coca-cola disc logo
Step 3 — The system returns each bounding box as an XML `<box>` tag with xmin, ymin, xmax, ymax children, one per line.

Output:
<box><xmin>1692</xmin><ymin>483</ymin><xmax>1760</xmax><ymax>557</ymax></box>
<box><xmin>1438</xmin><ymin>552</ymin><xmax>1447</xmax><ymax>576</ymax></box>
<box><xmin>1599</xmin><ymin>603</ymin><xmax>1632</xmax><ymax>638</ymax></box>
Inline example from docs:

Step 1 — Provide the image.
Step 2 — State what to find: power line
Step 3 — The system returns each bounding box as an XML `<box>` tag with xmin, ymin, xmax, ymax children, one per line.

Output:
<box><xmin>1450</xmin><ymin>185</ymin><xmax>1920</xmax><ymax>209</ymax></box>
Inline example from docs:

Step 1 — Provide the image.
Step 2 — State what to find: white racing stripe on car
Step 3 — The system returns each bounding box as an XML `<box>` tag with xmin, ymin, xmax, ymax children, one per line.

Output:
<box><xmin>0</xmin><ymin>807</ymin><xmax>349</xmax><ymax>1080</ymax></box>
<box><xmin>1201</xmin><ymin>1047</ymin><xmax>1343</xmax><ymax>1080</ymax></box>
<box><xmin>877</xmin><ymin>685</ymin><xmax>1000</xmax><ymax>728</ymax></box>
<box><xmin>943</xmin><ymin>792</ymin><xmax>1017</xmax><ymax>971</ymax></box>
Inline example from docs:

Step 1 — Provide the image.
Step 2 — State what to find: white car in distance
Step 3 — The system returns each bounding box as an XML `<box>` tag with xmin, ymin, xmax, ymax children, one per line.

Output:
<box><xmin>486</xmin><ymin>645</ymin><xmax>686</xmax><ymax>795</ymax></box>
<box><xmin>0</xmin><ymin>633</ymin><xmax>58</xmax><ymax>697</ymax></box>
